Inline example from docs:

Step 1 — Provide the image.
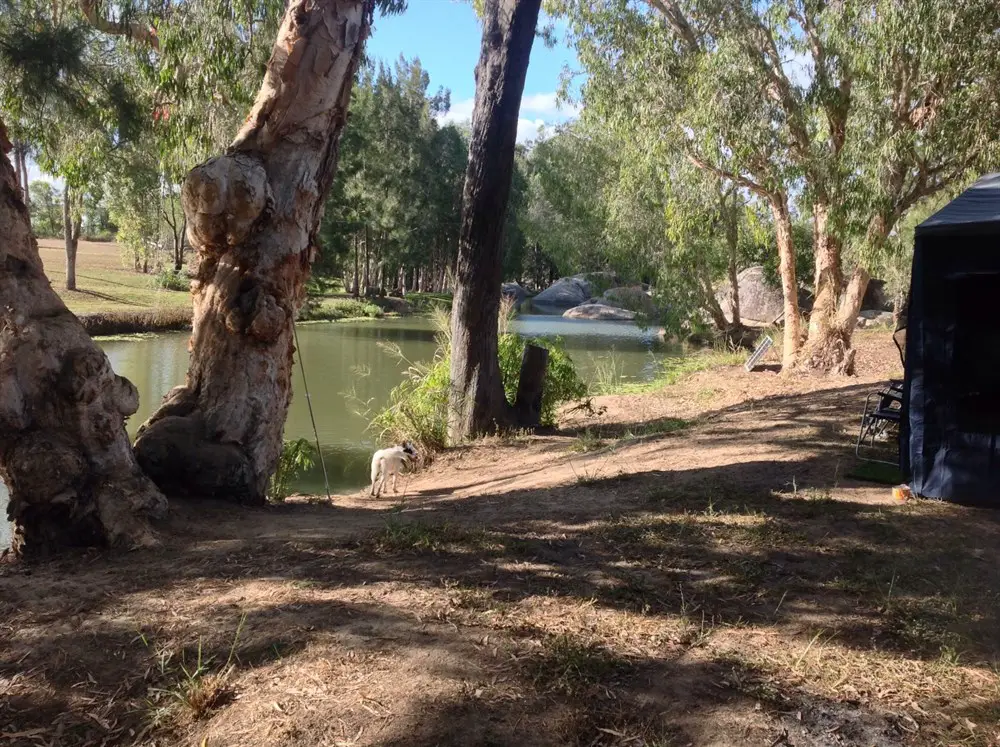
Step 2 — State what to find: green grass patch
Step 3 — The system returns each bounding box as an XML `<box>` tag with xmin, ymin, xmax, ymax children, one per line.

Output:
<box><xmin>598</xmin><ymin>348</ymin><xmax>745</xmax><ymax>395</ymax></box>
<box><xmin>405</xmin><ymin>292</ymin><xmax>452</xmax><ymax>313</ymax></box>
<box><xmin>847</xmin><ymin>462</ymin><xmax>903</xmax><ymax>485</ymax></box>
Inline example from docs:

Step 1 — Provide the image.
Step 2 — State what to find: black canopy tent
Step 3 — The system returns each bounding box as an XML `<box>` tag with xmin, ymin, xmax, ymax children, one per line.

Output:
<box><xmin>901</xmin><ymin>173</ymin><xmax>1000</xmax><ymax>506</ymax></box>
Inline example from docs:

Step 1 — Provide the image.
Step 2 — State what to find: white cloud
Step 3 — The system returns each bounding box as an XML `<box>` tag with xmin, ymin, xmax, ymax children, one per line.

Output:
<box><xmin>437</xmin><ymin>91</ymin><xmax>582</xmax><ymax>144</ymax></box>
<box><xmin>517</xmin><ymin>117</ymin><xmax>549</xmax><ymax>144</ymax></box>
<box><xmin>439</xmin><ymin>96</ymin><xmax>476</xmax><ymax>125</ymax></box>
<box><xmin>519</xmin><ymin>92</ymin><xmax>582</xmax><ymax>119</ymax></box>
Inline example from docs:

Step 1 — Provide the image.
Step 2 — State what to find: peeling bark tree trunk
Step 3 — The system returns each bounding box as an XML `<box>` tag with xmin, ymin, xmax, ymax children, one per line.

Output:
<box><xmin>448</xmin><ymin>0</ymin><xmax>542</xmax><ymax>442</ymax></box>
<box><xmin>0</xmin><ymin>120</ymin><xmax>166</xmax><ymax>557</ymax></box>
<box><xmin>798</xmin><ymin>200</ymin><xmax>873</xmax><ymax>375</ymax></box>
<box><xmin>798</xmin><ymin>199</ymin><xmax>852</xmax><ymax>374</ymax></box>
<box><xmin>63</xmin><ymin>186</ymin><xmax>81</xmax><ymax>291</ymax></box>
<box><xmin>134</xmin><ymin>0</ymin><xmax>375</xmax><ymax>504</ymax></box>
<box><xmin>770</xmin><ymin>195</ymin><xmax>802</xmax><ymax>369</ymax></box>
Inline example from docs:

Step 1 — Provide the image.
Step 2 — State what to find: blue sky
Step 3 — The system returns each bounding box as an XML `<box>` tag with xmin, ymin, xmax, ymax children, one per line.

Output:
<box><xmin>28</xmin><ymin>2</ymin><xmax>581</xmax><ymax>182</ymax></box>
<box><xmin>369</xmin><ymin>1</ymin><xmax>582</xmax><ymax>142</ymax></box>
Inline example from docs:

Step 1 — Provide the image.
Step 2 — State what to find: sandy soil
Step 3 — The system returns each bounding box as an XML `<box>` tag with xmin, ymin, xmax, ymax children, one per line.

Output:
<box><xmin>3</xmin><ymin>331</ymin><xmax>999</xmax><ymax>747</ymax></box>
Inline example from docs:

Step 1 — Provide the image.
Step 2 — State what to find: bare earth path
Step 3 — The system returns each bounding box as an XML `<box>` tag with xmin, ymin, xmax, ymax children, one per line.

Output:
<box><xmin>3</xmin><ymin>331</ymin><xmax>999</xmax><ymax>747</ymax></box>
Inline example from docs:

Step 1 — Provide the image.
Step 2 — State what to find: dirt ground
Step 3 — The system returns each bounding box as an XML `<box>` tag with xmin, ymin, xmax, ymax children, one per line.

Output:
<box><xmin>3</xmin><ymin>331</ymin><xmax>999</xmax><ymax>747</ymax></box>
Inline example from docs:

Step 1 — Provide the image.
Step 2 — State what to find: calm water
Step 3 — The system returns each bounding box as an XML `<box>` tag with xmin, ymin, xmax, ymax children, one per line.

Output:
<box><xmin>1</xmin><ymin>314</ymin><xmax>668</xmax><ymax>548</ymax></box>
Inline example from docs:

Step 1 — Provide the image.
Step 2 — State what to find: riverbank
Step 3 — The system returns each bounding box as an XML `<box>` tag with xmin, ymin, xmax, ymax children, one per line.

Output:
<box><xmin>36</xmin><ymin>239</ymin><xmax>442</xmax><ymax>336</ymax></box>
<box><xmin>3</xmin><ymin>329</ymin><xmax>998</xmax><ymax>747</ymax></box>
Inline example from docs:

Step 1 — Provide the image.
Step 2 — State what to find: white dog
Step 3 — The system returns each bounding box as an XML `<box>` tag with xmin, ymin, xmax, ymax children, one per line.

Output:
<box><xmin>369</xmin><ymin>442</ymin><xmax>418</xmax><ymax>497</ymax></box>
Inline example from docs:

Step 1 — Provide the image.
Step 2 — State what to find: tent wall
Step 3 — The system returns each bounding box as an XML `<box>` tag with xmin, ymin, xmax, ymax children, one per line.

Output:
<box><xmin>903</xmin><ymin>230</ymin><xmax>1000</xmax><ymax>506</ymax></box>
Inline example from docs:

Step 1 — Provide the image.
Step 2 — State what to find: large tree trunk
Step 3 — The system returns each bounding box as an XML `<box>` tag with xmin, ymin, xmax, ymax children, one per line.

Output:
<box><xmin>797</xmin><ymin>199</ymin><xmax>875</xmax><ymax>375</ymax></box>
<box><xmin>63</xmin><ymin>185</ymin><xmax>79</xmax><ymax>291</ymax></box>
<box><xmin>0</xmin><ymin>120</ymin><xmax>165</xmax><ymax>557</ymax></box>
<box><xmin>448</xmin><ymin>0</ymin><xmax>541</xmax><ymax>443</ymax></box>
<box><xmin>769</xmin><ymin>194</ymin><xmax>802</xmax><ymax>369</ymax></box>
<box><xmin>133</xmin><ymin>0</ymin><xmax>374</xmax><ymax>504</ymax></box>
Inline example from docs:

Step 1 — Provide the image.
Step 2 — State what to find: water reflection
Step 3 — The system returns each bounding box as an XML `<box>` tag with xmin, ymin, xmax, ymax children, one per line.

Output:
<box><xmin>1</xmin><ymin>314</ymin><xmax>673</xmax><ymax>548</ymax></box>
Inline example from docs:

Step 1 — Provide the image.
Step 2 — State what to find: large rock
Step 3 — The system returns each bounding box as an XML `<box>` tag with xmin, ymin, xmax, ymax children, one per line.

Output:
<box><xmin>501</xmin><ymin>282</ymin><xmax>528</xmax><ymax>308</ymax></box>
<box><xmin>601</xmin><ymin>285</ymin><xmax>658</xmax><ymax>317</ymax></box>
<box><xmin>563</xmin><ymin>303</ymin><xmax>636</xmax><ymax>321</ymax></box>
<box><xmin>532</xmin><ymin>276</ymin><xmax>592</xmax><ymax>310</ymax></box>
<box><xmin>857</xmin><ymin>310</ymin><xmax>894</xmax><ymax>328</ymax></box>
<box><xmin>572</xmin><ymin>271</ymin><xmax>618</xmax><ymax>292</ymax></box>
<box><xmin>717</xmin><ymin>266</ymin><xmax>784</xmax><ymax>324</ymax></box>
<box><xmin>862</xmin><ymin>278</ymin><xmax>893</xmax><ymax>312</ymax></box>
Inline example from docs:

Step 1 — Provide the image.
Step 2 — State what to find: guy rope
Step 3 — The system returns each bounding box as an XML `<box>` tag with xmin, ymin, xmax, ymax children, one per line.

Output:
<box><xmin>292</xmin><ymin>322</ymin><xmax>332</xmax><ymax>502</ymax></box>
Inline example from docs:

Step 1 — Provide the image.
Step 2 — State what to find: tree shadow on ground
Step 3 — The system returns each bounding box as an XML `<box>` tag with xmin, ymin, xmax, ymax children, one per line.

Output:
<box><xmin>2</xmin><ymin>385</ymin><xmax>999</xmax><ymax>745</ymax></box>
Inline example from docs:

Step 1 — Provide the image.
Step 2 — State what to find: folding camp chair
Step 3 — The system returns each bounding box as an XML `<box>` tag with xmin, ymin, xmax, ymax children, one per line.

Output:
<box><xmin>855</xmin><ymin>318</ymin><xmax>907</xmax><ymax>465</ymax></box>
<box><xmin>856</xmin><ymin>380</ymin><xmax>903</xmax><ymax>464</ymax></box>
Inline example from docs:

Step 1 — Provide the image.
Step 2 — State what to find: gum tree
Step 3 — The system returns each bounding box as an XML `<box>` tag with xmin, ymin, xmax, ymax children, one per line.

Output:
<box><xmin>556</xmin><ymin>0</ymin><xmax>1000</xmax><ymax>372</ymax></box>
<box><xmin>448</xmin><ymin>0</ymin><xmax>543</xmax><ymax>441</ymax></box>
<box><xmin>134</xmin><ymin>0</ymin><xmax>405</xmax><ymax>502</ymax></box>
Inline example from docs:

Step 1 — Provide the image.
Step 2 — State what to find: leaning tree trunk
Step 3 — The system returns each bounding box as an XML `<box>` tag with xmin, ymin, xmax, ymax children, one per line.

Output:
<box><xmin>447</xmin><ymin>0</ymin><xmax>542</xmax><ymax>443</ymax></box>
<box><xmin>133</xmin><ymin>0</ymin><xmax>375</xmax><ymax>504</ymax></box>
<box><xmin>0</xmin><ymin>120</ymin><xmax>166</xmax><ymax>557</ymax></box>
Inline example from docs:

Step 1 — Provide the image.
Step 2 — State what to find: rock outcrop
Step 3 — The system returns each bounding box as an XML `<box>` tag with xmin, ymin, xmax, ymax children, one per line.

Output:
<box><xmin>601</xmin><ymin>285</ymin><xmax>658</xmax><ymax>317</ymax></box>
<box><xmin>501</xmin><ymin>281</ymin><xmax>528</xmax><ymax>308</ymax></box>
<box><xmin>563</xmin><ymin>303</ymin><xmax>636</xmax><ymax>321</ymax></box>
<box><xmin>532</xmin><ymin>277</ymin><xmax>592</xmax><ymax>310</ymax></box>
<box><xmin>716</xmin><ymin>266</ymin><xmax>784</xmax><ymax>324</ymax></box>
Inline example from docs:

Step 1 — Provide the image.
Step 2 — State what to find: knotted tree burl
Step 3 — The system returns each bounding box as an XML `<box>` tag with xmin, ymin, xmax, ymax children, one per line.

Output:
<box><xmin>0</xmin><ymin>119</ymin><xmax>166</xmax><ymax>557</ymax></box>
<box><xmin>134</xmin><ymin>0</ymin><xmax>375</xmax><ymax>503</ymax></box>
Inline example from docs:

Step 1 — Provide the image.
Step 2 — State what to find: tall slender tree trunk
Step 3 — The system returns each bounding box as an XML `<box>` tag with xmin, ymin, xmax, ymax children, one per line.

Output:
<box><xmin>724</xmin><ymin>199</ymin><xmax>741</xmax><ymax>327</ymax></box>
<box><xmin>448</xmin><ymin>0</ymin><xmax>541</xmax><ymax>442</ymax></box>
<box><xmin>352</xmin><ymin>232</ymin><xmax>360</xmax><ymax>296</ymax></box>
<box><xmin>0</xmin><ymin>120</ymin><xmax>165</xmax><ymax>557</ymax></box>
<box><xmin>134</xmin><ymin>0</ymin><xmax>375</xmax><ymax>504</ymax></box>
<box><xmin>769</xmin><ymin>194</ymin><xmax>802</xmax><ymax>369</ymax></box>
<box><xmin>63</xmin><ymin>185</ymin><xmax>79</xmax><ymax>291</ymax></box>
<box><xmin>363</xmin><ymin>224</ymin><xmax>371</xmax><ymax>291</ymax></box>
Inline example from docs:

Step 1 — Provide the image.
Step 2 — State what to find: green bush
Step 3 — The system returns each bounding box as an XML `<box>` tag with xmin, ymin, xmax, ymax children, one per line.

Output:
<box><xmin>268</xmin><ymin>438</ymin><xmax>316</xmax><ymax>503</ymax></box>
<box><xmin>298</xmin><ymin>297</ymin><xmax>383</xmax><ymax>322</ymax></box>
<box><xmin>152</xmin><ymin>268</ymin><xmax>190</xmax><ymax>292</ymax></box>
<box><xmin>371</xmin><ymin>306</ymin><xmax>587</xmax><ymax>452</ymax></box>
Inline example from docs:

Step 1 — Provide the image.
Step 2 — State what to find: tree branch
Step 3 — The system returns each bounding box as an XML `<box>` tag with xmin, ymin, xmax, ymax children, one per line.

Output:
<box><xmin>79</xmin><ymin>0</ymin><xmax>159</xmax><ymax>50</ymax></box>
<box><xmin>645</xmin><ymin>0</ymin><xmax>700</xmax><ymax>53</ymax></box>
<box><xmin>685</xmin><ymin>151</ymin><xmax>772</xmax><ymax>200</ymax></box>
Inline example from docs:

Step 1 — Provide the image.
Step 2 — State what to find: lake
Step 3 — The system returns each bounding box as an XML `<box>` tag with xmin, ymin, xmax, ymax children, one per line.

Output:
<box><xmin>1</xmin><ymin>313</ymin><xmax>670</xmax><ymax>549</ymax></box>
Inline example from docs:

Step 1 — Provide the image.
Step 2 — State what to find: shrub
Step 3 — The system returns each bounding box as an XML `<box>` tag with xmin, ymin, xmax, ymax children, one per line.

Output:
<box><xmin>371</xmin><ymin>304</ymin><xmax>587</xmax><ymax>453</ymax></box>
<box><xmin>152</xmin><ymin>268</ymin><xmax>190</xmax><ymax>292</ymax></box>
<box><xmin>268</xmin><ymin>438</ymin><xmax>316</xmax><ymax>502</ymax></box>
<box><xmin>298</xmin><ymin>297</ymin><xmax>383</xmax><ymax>322</ymax></box>
<box><xmin>79</xmin><ymin>307</ymin><xmax>192</xmax><ymax>336</ymax></box>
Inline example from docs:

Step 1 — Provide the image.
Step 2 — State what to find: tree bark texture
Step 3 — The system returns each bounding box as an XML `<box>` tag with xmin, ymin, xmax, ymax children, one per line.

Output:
<box><xmin>797</xmin><ymin>199</ymin><xmax>873</xmax><ymax>375</ymax></box>
<box><xmin>0</xmin><ymin>120</ymin><xmax>166</xmax><ymax>557</ymax></box>
<box><xmin>723</xmin><ymin>196</ymin><xmax>741</xmax><ymax>328</ymax></box>
<box><xmin>769</xmin><ymin>195</ymin><xmax>802</xmax><ymax>369</ymax></box>
<box><xmin>448</xmin><ymin>0</ymin><xmax>541</xmax><ymax>443</ymax></box>
<box><xmin>133</xmin><ymin>0</ymin><xmax>374</xmax><ymax>504</ymax></box>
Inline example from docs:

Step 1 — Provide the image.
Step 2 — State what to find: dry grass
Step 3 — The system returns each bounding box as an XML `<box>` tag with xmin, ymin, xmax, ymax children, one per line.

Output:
<box><xmin>36</xmin><ymin>239</ymin><xmax>191</xmax><ymax>316</ymax></box>
<box><xmin>78</xmin><ymin>307</ymin><xmax>193</xmax><ymax>336</ymax></box>
<box><xmin>2</xmin><ymin>332</ymin><xmax>998</xmax><ymax>746</ymax></box>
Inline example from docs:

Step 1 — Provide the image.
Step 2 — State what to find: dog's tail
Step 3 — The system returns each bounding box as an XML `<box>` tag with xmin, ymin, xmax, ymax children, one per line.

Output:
<box><xmin>370</xmin><ymin>456</ymin><xmax>382</xmax><ymax>485</ymax></box>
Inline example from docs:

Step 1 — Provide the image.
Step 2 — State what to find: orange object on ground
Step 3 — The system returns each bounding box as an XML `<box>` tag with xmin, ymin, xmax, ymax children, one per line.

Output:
<box><xmin>893</xmin><ymin>485</ymin><xmax>913</xmax><ymax>502</ymax></box>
